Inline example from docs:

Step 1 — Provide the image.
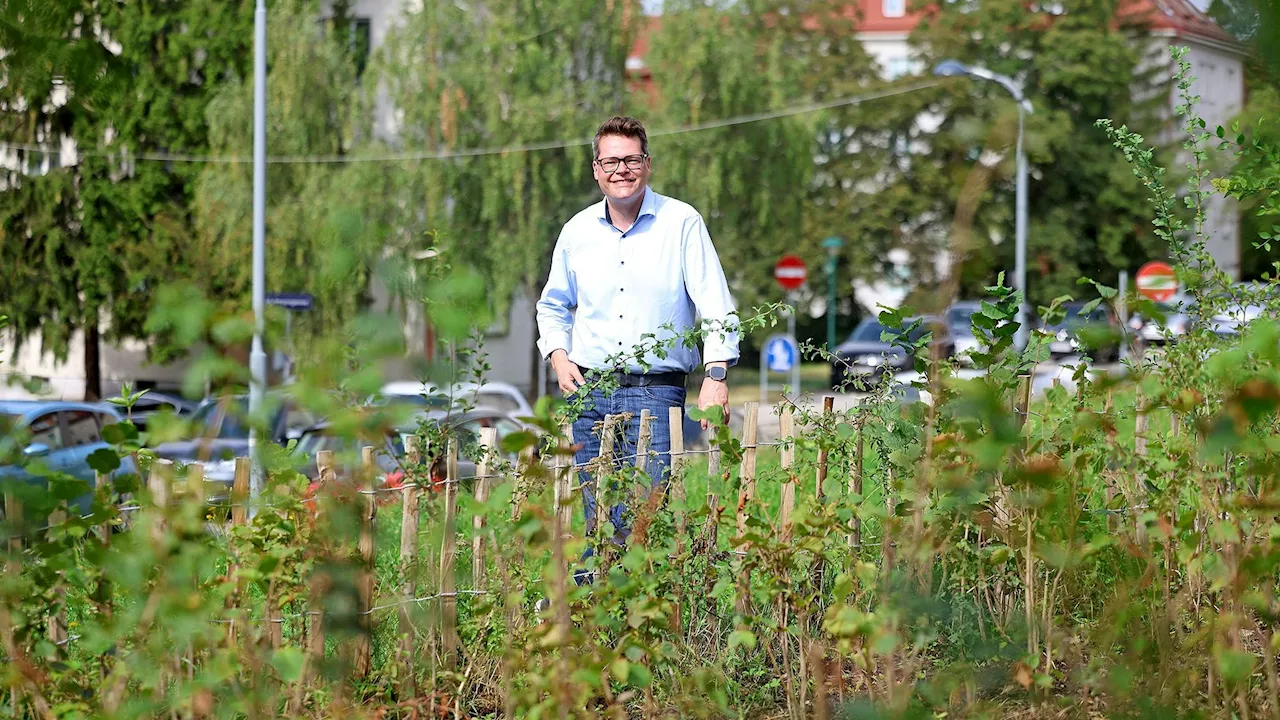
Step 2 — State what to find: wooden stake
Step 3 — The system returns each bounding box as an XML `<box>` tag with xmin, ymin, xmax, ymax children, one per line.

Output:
<box><xmin>736</xmin><ymin>402</ymin><xmax>759</xmax><ymax>541</ymax></box>
<box><xmin>439</xmin><ymin>438</ymin><xmax>460</xmax><ymax>668</ymax></box>
<box><xmin>94</xmin><ymin>472</ymin><xmax>113</xmax><ymax>626</ymax></box>
<box><xmin>851</xmin><ymin>416</ymin><xmax>865</xmax><ymax>549</ymax></box>
<box><xmin>231</xmin><ymin>457</ymin><xmax>250</xmax><ymax>527</ymax></box>
<box><xmin>704</xmin><ymin>443</ymin><xmax>721</xmax><ymax>552</ymax></box>
<box><xmin>148</xmin><ymin>459</ymin><xmax>174</xmax><ymax>544</ymax></box>
<box><xmin>553</xmin><ymin>424</ymin><xmax>574</xmax><ymax>536</ymax></box>
<box><xmin>398</xmin><ymin>434</ymin><xmax>423</xmax><ymax>693</ymax></box>
<box><xmin>473</xmin><ymin>428</ymin><xmax>497</xmax><ymax>588</ymax></box>
<box><xmin>635</xmin><ymin>409</ymin><xmax>654</xmax><ymax>476</ymax></box>
<box><xmin>354</xmin><ymin>446</ymin><xmax>377</xmax><ymax>678</ymax></box>
<box><xmin>224</xmin><ymin>460</ymin><xmax>248</xmax><ymax>648</ymax></box>
<box><xmin>816</xmin><ymin>396</ymin><xmax>834</xmax><ymax>501</ymax></box>
<box><xmin>46</xmin><ymin>505</ymin><xmax>67</xmax><ymax>649</ymax></box>
<box><xmin>668</xmin><ymin>407</ymin><xmax>687</xmax><ymax>545</ymax></box>
<box><xmin>593</xmin><ymin>415</ymin><xmax>620</xmax><ymax>548</ymax></box>
<box><xmin>306</xmin><ymin>450</ymin><xmax>336</xmax><ymax>667</ymax></box>
<box><xmin>778</xmin><ymin>407</ymin><xmax>796</xmax><ymax>539</ymax></box>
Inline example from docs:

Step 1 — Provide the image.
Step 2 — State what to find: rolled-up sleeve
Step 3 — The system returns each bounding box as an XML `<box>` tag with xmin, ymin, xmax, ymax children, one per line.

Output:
<box><xmin>536</xmin><ymin>233</ymin><xmax>575</xmax><ymax>359</ymax></box>
<box><xmin>682</xmin><ymin>214</ymin><xmax>740</xmax><ymax>366</ymax></box>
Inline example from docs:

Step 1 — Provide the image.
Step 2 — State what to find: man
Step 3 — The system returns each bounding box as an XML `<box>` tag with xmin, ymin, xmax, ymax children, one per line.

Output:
<box><xmin>536</xmin><ymin>115</ymin><xmax>739</xmax><ymax>559</ymax></box>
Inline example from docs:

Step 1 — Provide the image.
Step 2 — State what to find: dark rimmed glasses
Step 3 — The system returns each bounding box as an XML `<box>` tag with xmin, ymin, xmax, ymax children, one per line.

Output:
<box><xmin>595</xmin><ymin>154</ymin><xmax>648</xmax><ymax>174</ymax></box>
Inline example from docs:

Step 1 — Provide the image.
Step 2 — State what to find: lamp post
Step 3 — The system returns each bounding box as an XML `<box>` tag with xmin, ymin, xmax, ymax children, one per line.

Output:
<box><xmin>934</xmin><ymin>59</ymin><xmax>1033</xmax><ymax>351</ymax></box>
<box><xmin>822</xmin><ymin>236</ymin><xmax>843</xmax><ymax>350</ymax></box>
<box><xmin>248</xmin><ymin>0</ymin><xmax>268</xmax><ymax>513</ymax></box>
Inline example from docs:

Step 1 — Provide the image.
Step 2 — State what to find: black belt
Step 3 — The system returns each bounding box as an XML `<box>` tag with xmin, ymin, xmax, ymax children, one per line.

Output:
<box><xmin>581</xmin><ymin>366</ymin><xmax>687</xmax><ymax>388</ymax></box>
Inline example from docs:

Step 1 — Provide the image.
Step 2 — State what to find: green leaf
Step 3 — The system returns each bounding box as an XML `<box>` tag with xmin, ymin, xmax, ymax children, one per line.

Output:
<box><xmin>499</xmin><ymin>431</ymin><xmax>538</xmax><ymax>455</ymax></box>
<box><xmin>271</xmin><ymin>648</ymin><xmax>305</xmax><ymax>684</ymax></box>
<box><xmin>86</xmin><ymin>449</ymin><xmax>121</xmax><ymax>475</ymax></box>
<box><xmin>728</xmin><ymin>629</ymin><xmax>756</xmax><ymax>651</ymax></box>
<box><xmin>610</xmin><ymin>657</ymin><xmax>630</xmax><ymax>683</ymax></box>
<box><xmin>101</xmin><ymin>422</ymin><xmax>139</xmax><ymax>446</ymax></box>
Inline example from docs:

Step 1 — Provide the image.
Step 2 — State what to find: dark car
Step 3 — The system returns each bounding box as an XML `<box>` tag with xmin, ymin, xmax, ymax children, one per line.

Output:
<box><xmin>0</xmin><ymin>401</ymin><xmax>136</xmax><ymax>515</ymax></box>
<box><xmin>120</xmin><ymin>391</ymin><xmax>196</xmax><ymax>432</ymax></box>
<box><xmin>153</xmin><ymin>393</ymin><xmax>319</xmax><ymax>492</ymax></box>
<box><xmin>1040</xmin><ymin>302</ymin><xmax>1122</xmax><ymax>362</ymax></box>
<box><xmin>830</xmin><ymin>315</ymin><xmax>954</xmax><ymax>390</ymax></box>
<box><xmin>293</xmin><ymin>407</ymin><xmax>535</xmax><ymax>491</ymax></box>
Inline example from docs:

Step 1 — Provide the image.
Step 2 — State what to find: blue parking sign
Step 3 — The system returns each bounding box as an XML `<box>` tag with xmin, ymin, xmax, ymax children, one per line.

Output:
<box><xmin>765</xmin><ymin>335</ymin><xmax>797</xmax><ymax>373</ymax></box>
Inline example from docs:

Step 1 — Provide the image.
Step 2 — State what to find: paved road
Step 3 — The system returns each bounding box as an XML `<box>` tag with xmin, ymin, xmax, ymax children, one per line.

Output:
<box><xmin>721</xmin><ymin>358</ymin><xmax>1124</xmax><ymax>444</ymax></box>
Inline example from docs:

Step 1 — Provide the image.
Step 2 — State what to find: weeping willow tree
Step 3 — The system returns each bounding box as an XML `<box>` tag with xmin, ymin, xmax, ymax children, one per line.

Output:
<box><xmin>643</xmin><ymin>0</ymin><xmax>887</xmax><ymax>342</ymax></box>
<box><xmin>360</xmin><ymin>0</ymin><xmax>635</xmax><ymax>384</ymax></box>
<box><xmin>192</xmin><ymin>0</ymin><xmax>375</xmax><ymax>348</ymax></box>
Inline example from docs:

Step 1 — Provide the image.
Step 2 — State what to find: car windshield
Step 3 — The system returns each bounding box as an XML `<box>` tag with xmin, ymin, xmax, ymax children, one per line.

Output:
<box><xmin>191</xmin><ymin>398</ymin><xmax>252</xmax><ymax>439</ymax></box>
<box><xmin>945</xmin><ymin>306</ymin><xmax>977</xmax><ymax>327</ymax></box>
<box><xmin>849</xmin><ymin>320</ymin><xmax>931</xmax><ymax>344</ymax></box>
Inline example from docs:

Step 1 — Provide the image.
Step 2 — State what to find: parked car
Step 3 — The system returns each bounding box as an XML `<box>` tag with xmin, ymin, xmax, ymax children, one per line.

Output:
<box><xmin>1039</xmin><ymin>302</ymin><xmax>1122</xmax><ymax>362</ymax></box>
<box><xmin>1129</xmin><ymin>295</ymin><xmax>1193</xmax><ymax>346</ymax></box>
<box><xmin>377</xmin><ymin>381</ymin><xmax>534</xmax><ymax>417</ymax></box>
<box><xmin>120</xmin><ymin>391</ymin><xmax>196</xmax><ymax>432</ymax></box>
<box><xmin>153</xmin><ymin>392</ymin><xmax>319</xmax><ymax>492</ymax></box>
<box><xmin>830</xmin><ymin>316</ymin><xmax>954</xmax><ymax>390</ymax></box>
<box><xmin>0</xmin><ymin>401</ymin><xmax>135</xmax><ymax>515</ymax></box>
<box><xmin>293</xmin><ymin>407</ymin><xmax>536</xmax><ymax>492</ymax></box>
<box><xmin>944</xmin><ymin>301</ymin><xmax>983</xmax><ymax>364</ymax></box>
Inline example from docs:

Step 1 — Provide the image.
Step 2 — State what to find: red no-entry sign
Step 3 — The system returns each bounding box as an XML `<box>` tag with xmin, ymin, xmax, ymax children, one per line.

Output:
<box><xmin>774</xmin><ymin>255</ymin><xmax>807</xmax><ymax>291</ymax></box>
<box><xmin>1136</xmin><ymin>261</ymin><xmax>1177</xmax><ymax>302</ymax></box>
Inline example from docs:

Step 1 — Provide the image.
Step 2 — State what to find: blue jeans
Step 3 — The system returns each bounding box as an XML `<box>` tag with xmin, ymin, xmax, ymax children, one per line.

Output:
<box><xmin>571</xmin><ymin>382</ymin><xmax>685</xmax><ymax>552</ymax></box>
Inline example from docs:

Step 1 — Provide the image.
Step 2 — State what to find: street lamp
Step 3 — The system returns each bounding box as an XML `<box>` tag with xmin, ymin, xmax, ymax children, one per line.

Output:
<box><xmin>248</xmin><ymin>0</ymin><xmax>268</xmax><ymax>514</ymax></box>
<box><xmin>822</xmin><ymin>236</ymin><xmax>843</xmax><ymax>350</ymax></box>
<box><xmin>934</xmin><ymin>59</ymin><xmax>1034</xmax><ymax>351</ymax></box>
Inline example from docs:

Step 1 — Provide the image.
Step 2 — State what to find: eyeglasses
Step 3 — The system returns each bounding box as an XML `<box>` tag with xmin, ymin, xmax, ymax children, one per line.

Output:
<box><xmin>595</xmin><ymin>154</ymin><xmax>648</xmax><ymax>173</ymax></box>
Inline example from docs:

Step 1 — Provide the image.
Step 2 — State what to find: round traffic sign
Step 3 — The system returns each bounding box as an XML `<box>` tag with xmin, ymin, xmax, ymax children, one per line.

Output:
<box><xmin>1136</xmin><ymin>261</ymin><xmax>1177</xmax><ymax>302</ymax></box>
<box><xmin>774</xmin><ymin>255</ymin><xmax>807</xmax><ymax>291</ymax></box>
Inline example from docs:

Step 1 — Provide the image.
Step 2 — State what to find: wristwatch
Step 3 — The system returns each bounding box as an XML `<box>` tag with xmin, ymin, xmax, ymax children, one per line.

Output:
<box><xmin>705</xmin><ymin>366</ymin><xmax>727</xmax><ymax>382</ymax></box>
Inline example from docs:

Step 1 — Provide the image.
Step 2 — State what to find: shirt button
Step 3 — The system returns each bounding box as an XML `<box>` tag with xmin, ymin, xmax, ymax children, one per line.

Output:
<box><xmin>618</xmin><ymin>342</ymin><xmax>623</xmax><ymax>346</ymax></box>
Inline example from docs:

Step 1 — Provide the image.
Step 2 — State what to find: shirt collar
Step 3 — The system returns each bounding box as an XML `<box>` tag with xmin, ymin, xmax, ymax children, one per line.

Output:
<box><xmin>599</xmin><ymin>187</ymin><xmax>658</xmax><ymax>225</ymax></box>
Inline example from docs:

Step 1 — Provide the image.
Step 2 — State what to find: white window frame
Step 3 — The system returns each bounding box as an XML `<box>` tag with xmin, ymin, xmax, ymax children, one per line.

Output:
<box><xmin>883</xmin><ymin>0</ymin><xmax>906</xmax><ymax>18</ymax></box>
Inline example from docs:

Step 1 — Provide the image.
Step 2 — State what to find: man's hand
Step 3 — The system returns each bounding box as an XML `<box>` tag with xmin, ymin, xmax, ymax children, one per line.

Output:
<box><xmin>697</xmin><ymin>375</ymin><xmax>729</xmax><ymax>431</ymax></box>
<box><xmin>549</xmin><ymin>349</ymin><xmax>586</xmax><ymax>395</ymax></box>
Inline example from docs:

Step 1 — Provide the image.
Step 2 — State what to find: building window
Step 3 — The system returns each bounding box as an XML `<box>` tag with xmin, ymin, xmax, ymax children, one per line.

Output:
<box><xmin>351</xmin><ymin>18</ymin><xmax>372</xmax><ymax>78</ymax></box>
<box><xmin>884</xmin><ymin>56</ymin><xmax>912</xmax><ymax>79</ymax></box>
<box><xmin>883</xmin><ymin>0</ymin><xmax>906</xmax><ymax>17</ymax></box>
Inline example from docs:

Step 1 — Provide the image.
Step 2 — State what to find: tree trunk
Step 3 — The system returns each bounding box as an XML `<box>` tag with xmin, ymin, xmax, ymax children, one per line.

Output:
<box><xmin>83</xmin><ymin>322</ymin><xmax>101</xmax><ymax>401</ymax></box>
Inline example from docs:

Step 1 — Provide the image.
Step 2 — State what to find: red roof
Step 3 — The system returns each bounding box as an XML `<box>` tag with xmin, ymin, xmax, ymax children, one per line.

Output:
<box><xmin>627</xmin><ymin>0</ymin><xmax>1238</xmax><ymax>72</ymax></box>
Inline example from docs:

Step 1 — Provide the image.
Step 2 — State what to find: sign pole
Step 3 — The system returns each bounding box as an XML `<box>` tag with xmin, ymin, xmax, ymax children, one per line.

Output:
<box><xmin>786</xmin><ymin>293</ymin><xmax>799</xmax><ymax>398</ymax></box>
<box><xmin>759</xmin><ymin>344</ymin><xmax>768</xmax><ymax>405</ymax></box>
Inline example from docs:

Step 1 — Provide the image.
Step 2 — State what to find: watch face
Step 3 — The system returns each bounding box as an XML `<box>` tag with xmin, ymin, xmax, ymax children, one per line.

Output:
<box><xmin>707</xmin><ymin>367</ymin><xmax>726</xmax><ymax>381</ymax></box>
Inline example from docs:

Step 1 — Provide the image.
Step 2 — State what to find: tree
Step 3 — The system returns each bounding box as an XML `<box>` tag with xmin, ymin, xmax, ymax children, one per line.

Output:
<box><xmin>191</xmin><ymin>0</ymin><xmax>375</xmax><ymax>343</ymax></box>
<box><xmin>643</xmin><ymin>0</ymin><xmax>887</xmax><ymax>340</ymax></box>
<box><xmin>0</xmin><ymin>0</ymin><xmax>253</xmax><ymax>399</ymax></box>
<box><xmin>899</xmin><ymin>0</ymin><xmax>1166</xmax><ymax>309</ymax></box>
<box><xmin>364</xmin><ymin>0</ymin><xmax>634</xmax><ymax>387</ymax></box>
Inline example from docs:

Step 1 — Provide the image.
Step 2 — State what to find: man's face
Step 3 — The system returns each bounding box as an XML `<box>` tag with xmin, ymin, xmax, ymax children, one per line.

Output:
<box><xmin>593</xmin><ymin>134</ymin><xmax>650</xmax><ymax>203</ymax></box>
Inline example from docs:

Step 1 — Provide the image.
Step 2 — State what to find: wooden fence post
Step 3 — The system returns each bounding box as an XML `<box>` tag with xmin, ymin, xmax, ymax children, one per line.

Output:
<box><xmin>668</xmin><ymin>407</ymin><xmax>687</xmax><ymax>546</ymax></box>
<box><xmin>439</xmin><ymin>438</ymin><xmax>460</xmax><ymax>669</ymax></box>
<box><xmin>225</xmin><ymin>458</ymin><xmax>249</xmax><ymax>649</ymax></box>
<box><xmin>47</xmin><ymin>504</ymin><xmax>67</xmax><ymax>649</ymax></box>
<box><xmin>553</xmin><ymin>424</ymin><xmax>574</xmax><ymax>536</ymax></box>
<box><xmin>398</xmin><ymin>434</ymin><xmax>423</xmax><ymax>689</ymax></box>
<box><xmin>593</xmin><ymin>415</ymin><xmax>620</xmax><ymax>550</ymax></box>
<box><xmin>306</xmin><ymin>451</ymin><xmax>335</xmax><ymax>663</ymax></box>
<box><xmin>816</xmin><ymin>396</ymin><xmax>834</xmax><ymax>501</ymax></box>
<box><xmin>635</xmin><ymin>409</ymin><xmax>654</xmax><ymax>476</ymax></box>
<box><xmin>855</xmin><ymin>415</ymin><xmax>865</xmax><ymax>543</ymax></box>
<box><xmin>736</xmin><ymin>402</ymin><xmax>759</xmax><ymax>542</ymax></box>
<box><xmin>704</xmin><ymin>443</ymin><xmax>721</xmax><ymax>552</ymax></box>
<box><xmin>778</xmin><ymin>407</ymin><xmax>796</xmax><ymax>540</ymax></box>
<box><xmin>736</xmin><ymin>403</ymin><xmax>759</xmax><ymax>616</ymax></box>
<box><xmin>148</xmin><ymin>459</ymin><xmax>174</xmax><ymax>544</ymax></box>
<box><xmin>231</xmin><ymin>457</ymin><xmax>250</xmax><ymax>527</ymax></box>
<box><xmin>94</xmin><ymin>471</ymin><xmax>114</xmax><ymax>625</ymax></box>
<box><xmin>473</xmin><ymin>428</ymin><xmax>497</xmax><ymax>588</ymax></box>
<box><xmin>353</xmin><ymin>446</ymin><xmax>377</xmax><ymax>678</ymax></box>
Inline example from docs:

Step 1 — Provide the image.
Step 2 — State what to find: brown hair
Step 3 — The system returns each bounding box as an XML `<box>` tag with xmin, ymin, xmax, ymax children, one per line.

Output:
<box><xmin>592</xmin><ymin>116</ymin><xmax>649</xmax><ymax>159</ymax></box>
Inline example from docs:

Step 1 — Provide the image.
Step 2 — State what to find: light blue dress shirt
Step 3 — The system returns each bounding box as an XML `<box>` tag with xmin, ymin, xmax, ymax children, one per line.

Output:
<box><xmin>536</xmin><ymin>188</ymin><xmax>740</xmax><ymax>374</ymax></box>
